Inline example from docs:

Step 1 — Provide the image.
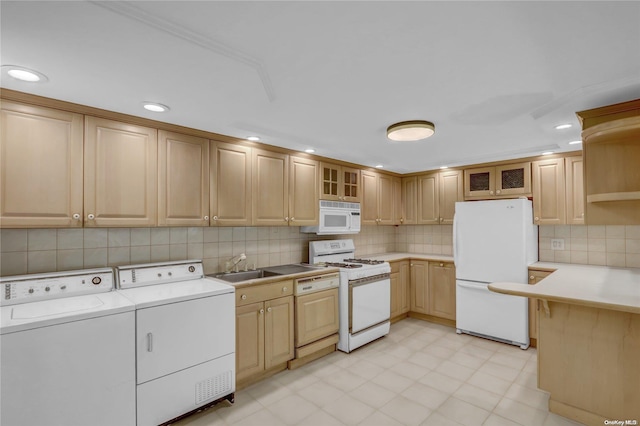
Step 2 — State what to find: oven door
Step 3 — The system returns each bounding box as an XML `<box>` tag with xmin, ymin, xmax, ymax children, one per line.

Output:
<box><xmin>349</xmin><ymin>274</ymin><xmax>390</xmax><ymax>334</ymax></box>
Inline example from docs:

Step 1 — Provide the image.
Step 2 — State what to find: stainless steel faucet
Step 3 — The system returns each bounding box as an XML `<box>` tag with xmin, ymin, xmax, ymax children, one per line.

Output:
<box><xmin>225</xmin><ymin>253</ymin><xmax>247</xmax><ymax>273</ymax></box>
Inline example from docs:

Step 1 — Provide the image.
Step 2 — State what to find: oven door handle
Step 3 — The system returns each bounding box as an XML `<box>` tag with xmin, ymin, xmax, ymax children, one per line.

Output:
<box><xmin>349</xmin><ymin>273</ymin><xmax>390</xmax><ymax>287</ymax></box>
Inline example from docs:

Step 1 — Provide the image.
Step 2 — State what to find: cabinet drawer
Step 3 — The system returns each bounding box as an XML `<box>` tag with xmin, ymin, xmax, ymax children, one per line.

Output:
<box><xmin>236</xmin><ymin>280</ymin><xmax>294</xmax><ymax>306</ymax></box>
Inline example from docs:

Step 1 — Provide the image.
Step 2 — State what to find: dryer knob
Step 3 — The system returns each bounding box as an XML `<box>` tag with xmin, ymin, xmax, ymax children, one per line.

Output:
<box><xmin>91</xmin><ymin>277</ymin><xmax>102</xmax><ymax>285</ymax></box>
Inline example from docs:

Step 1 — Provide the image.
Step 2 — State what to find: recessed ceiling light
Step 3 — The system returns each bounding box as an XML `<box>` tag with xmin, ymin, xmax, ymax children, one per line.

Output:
<box><xmin>305</xmin><ymin>149</ymin><xmax>315</xmax><ymax>153</ymax></box>
<box><xmin>440</xmin><ymin>166</ymin><xmax>449</xmax><ymax>169</ymax></box>
<box><xmin>542</xmin><ymin>151</ymin><xmax>554</xmax><ymax>155</ymax></box>
<box><xmin>2</xmin><ymin>65</ymin><xmax>48</xmax><ymax>82</ymax></box>
<box><xmin>375</xmin><ymin>164</ymin><xmax>384</xmax><ymax>168</ymax></box>
<box><xmin>246</xmin><ymin>136</ymin><xmax>260</xmax><ymax>142</ymax></box>
<box><xmin>142</xmin><ymin>102</ymin><xmax>170</xmax><ymax>112</ymax></box>
<box><xmin>554</xmin><ymin>123</ymin><xmax>572</xmax><ymax>130</ymax></box>
<box><xmin>568</xmin><ymin>140</ymin><xmax>582</xmax><ymax>145</ymax></box>
<box><xmin>387</xmin><ymin>120</ymin><xmax>435</xmax><ymax>141</ymax></box>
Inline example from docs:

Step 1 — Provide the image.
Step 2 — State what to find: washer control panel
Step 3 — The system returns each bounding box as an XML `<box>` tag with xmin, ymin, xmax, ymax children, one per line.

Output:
<box><xmin>1</xmin><ymin>269</ymin><xmax>114</xmax><ymax>306</ymax></box>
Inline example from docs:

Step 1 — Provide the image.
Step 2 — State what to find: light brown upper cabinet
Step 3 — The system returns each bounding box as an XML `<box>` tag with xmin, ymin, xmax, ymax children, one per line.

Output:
<box><xmin>532</xmin><ymin>155</ymin><xmax>584</xmax><ymax>225</ymax></box>
<box><xmin>578</xmin><ymin>99</ymin><xmax>640</xmax><ymax>224</ymax></box>
<box><xmin>400</xmin><ymin>176</ymin><xmax>418</xmax><ymax>225</ymax></box>
<box><xmin>532</xmin><ymin>158</ymin><xmax>566</xmax><ymax>225</ymax></box>
<box><xmin>319</xmin><ymin>162</ymin><xmax>361</xmax><ymax>202</ymax></box>
<box><xmin>210</xmin><ymin>141</ymin><xmax>252</xmax><ymax>226</ymax></box>
<box><xmin>84</xmin><ymin>117</ymin><xmax>157</xmax><ymax>227</ymax></box>
<box><xmin>0</xmin><ymin>101</ymin><xmax>84</xmax><ymax>228</ymax></box>
<box><xmin>412</xmin><ymin>170</ymin><xmax>463</xmax><ymax>225</ymax></box>
<box><xmin>288</xmin><ymin>156</ymin><xmax>319</xmax><ymax>226</ymax></box>
<box><xmin>565</xmin><ymin>156</ymin><xmax>584</xmax><ymax>225</ymax></box>
<box><xmin>464</xmin><ymin>162</ymin><xmax>531</xmax><ymax>200</ymax></box>
<box><xmin>158</xmin><ymin>131</ymin><xmax>209</xmax><ymax>227</ymax></box>
<box><xmin>392</xmin><ymin>176</ymin><xmax>402</xmax><ymax>225</ymax></box>
<box><xmin>252</xmin><ymin>148</ymin><xmax>289</xmax><ymax>226</ymax></box>
<box><xmin>361</xmin><ymin>170</ymin><xmax>395</xmax><ymax>225</ymax></box>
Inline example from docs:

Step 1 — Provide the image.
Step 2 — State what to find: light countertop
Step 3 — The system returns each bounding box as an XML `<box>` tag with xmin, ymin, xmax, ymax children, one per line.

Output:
<box><xmin>367</xmin><ymin>252</ymin><xmax>454</xmax><ymax>263</ymax></box>
<box><xmin>490</xmin><ymin>263</ymin><xmax>640</xmax><ymax>314</ymax></box>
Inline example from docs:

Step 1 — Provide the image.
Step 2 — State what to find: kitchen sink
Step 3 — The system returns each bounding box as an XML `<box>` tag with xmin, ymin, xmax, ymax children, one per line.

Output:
<box><xmin>209</xmin><ymin>269</ymin><xmax>282</xmax><ymax>283</ymax></box>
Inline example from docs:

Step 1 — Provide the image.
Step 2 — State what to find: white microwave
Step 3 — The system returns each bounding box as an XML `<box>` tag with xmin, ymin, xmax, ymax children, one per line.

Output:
<box><xmin>300</xmin><ymin>201</ymin><xmax>361</xmax><ymax>235</ymax></box>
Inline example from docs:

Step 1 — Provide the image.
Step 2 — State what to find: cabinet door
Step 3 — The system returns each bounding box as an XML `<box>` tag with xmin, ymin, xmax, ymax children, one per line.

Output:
<box><xmin>361</xmin><ymin>170</ymin><xmax>379</xmax><ymax>225</ymax></box>
<box><xmin>252</xmin><ymin>149</ymin><xmax>289</xmax><ymax>226</ymax></box>
<box><xmin>390</xmin><ymin>270</ymin><xmax>401</xmax><ymax>319</ymax></box>
<box><xmin>84</xmin><ymin>117</ymin><xmax>157</xmax><ymax>227</ymax></box>
<box><xmin>210</xmin><ymin>141</ymin><xmax>252</xmax><ymax>226</ymax></box>
<box><xmin>496</xmin><ymin>162</ymin><xmax>531</xmax><ymax>197</ymax></box>
<box><xmin>565</xmin><ymin>156</ymin><xmax>585</xmax><ymax>225</ymax></box>
<box><xmin>289</xmin><ymin>156</ymin><xmax>319</xmax><ymax>226</ymax></box>
<box><xmin>439</xmin><ymin>170</ymin><xmax>463</xmax><ymax>225</ymax></box>
<box><xmin>464</xmin><ymin>167</ymin><xmax>495</xmax><ymax>199</ymax></box>
<box><xmin>1</xmin><ymin>102</ymin><xmax>83</xmax><ymax>227</ymax></box>
<box><xmin>399</xmin><ymin>261</ymin><xmax>410</xmax><ymax>314</ymax></box>
<box><xmin>428</xmin><ymin>262</ymin><xmax>456</xmax><ymax>320</ymax></box>
<box><xmin>342</xmin><ymin>166</ymin><xmax>361</xmax><ymax>202</ymax></box>
<box><xmin>264</xmin><ymin>296</ymin><xmax>294</xmax><ymax>369</ymax></box>
<box><xmin>410</xmin><ymin>260</ymin><xmax>429</xmax><ymax>314</ymax></box>
<box><xmin>532</xmin><ymin>158</ymin><xmax>566</xmax><ymax>225</ymax></box>
<box><xmin>401</xmin><ymin>176</ymin><xmax>418</xmax><ymax>225</ymax></box>
<box><xmin>236</xmin><ymin>302</ymin><xmax>265</xmax><ymax>381</ymax></box>
<box><xmin>158</xmin><ymin>131</ymin><xmax>209</xmax><ymax>226</ymax></box>
<box><xmin>378</xmin><ymin>173</ymin><xmax>395</xmax><ymax>225</ymax></box>
<box><xmin>319</xmin><ymin>162</ymin><xmax>340</xmax><ymax>201</ymax></box>
<box><xmin>295</xmin><ymin>289</ymin><xmax>339</xmax><ymax>347</ymax></box>
<box><xmin>417</xmin><ymin>173</ymin><xmax>439</xmax><ymax>224</ymax></box>
<box><xmin>391</xmin><ymin>260</ymin><xmax>410</xmax><ymax>318</ymax></box>
<box><xmin>392</xmin><ymin>176</ymin><xmax>402</xmax><ymax>225</ymax></box>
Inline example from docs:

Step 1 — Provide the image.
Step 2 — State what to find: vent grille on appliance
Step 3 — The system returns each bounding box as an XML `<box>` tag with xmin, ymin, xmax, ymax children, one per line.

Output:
<box><xmin>319</xmin><ymin>200</ymin><xmax>360</xmax><ymax>209</ymax></box>
<box><xmin>195</xmin><ymin>370</ymin><xmax>233</xmax><ymax>405</ymax></box>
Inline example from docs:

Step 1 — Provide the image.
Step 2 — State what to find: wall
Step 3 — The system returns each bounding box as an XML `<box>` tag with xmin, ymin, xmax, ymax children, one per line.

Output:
<box><xmin>2</xmin><ymin>224</ymin><xmax>640</xmax><ymax>277</ymax></box>
<box><xmin>0</xmin><ymin>225</ymin><xmax>396</xmax><ymax>277</ymax></box>
<box><xmin>539</xmin><ymin>225</ymin><xmax>640</xmax><ymax>268</ymax></box>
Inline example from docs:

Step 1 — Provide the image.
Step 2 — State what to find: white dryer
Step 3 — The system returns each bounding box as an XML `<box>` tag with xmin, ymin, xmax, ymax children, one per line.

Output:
<box><xmin>116</xmin><ymin>260</ymin><xmax>235</xmax><ymax>426</ymax></box>
<box><xmin>0</xmin><ymin>268</ymin><xmax>136</xmax><ymax>426</ymax></box>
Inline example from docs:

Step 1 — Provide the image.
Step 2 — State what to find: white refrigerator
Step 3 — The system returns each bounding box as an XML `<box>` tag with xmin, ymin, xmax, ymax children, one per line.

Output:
<box><xmin>453</xmin><ymin>199</ymin><xmax>537</xmax><ymax>349</ymax></box>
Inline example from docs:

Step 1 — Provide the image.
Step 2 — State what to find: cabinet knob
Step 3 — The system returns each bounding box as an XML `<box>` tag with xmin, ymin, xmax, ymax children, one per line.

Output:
<box><xmin>284</xmin><ymin>217</ymin><xmax>289</xmax><ymax>222</ymax></box>
<box><xmin>530</xmin><ymin>275</ymin><xmax>535</xmax><ymax>280</ymax></box>
<box><xmin>282</xmin><ymin>287</ymin><xmax>288</xmax><ymax>292</ymax></box>
<box><xmin>290</xmin><ymin>217</ymin><xmax>295</xmax><ymax>222</ymax></box>
<box><xmin>490</xmin><ymin>191</ymin><xmax>494</xmax><ymax>195</ymax></box>
<box><xmin>439</xmin><ymin>217</ymin><xmax>443</xmax><ymax>223</ymax></box>
<box><xmin>267</xmin><ymin>307</ymin><xmax>272</xmax><ymax>313</ymax></box>
<box><xmin>440</xmin><ymin>263</ymin><xmax>444</xmax><ymax>267</ymax></box>
<box><xmin>87</xmin><ymin>214</ymin><xmax>95</xmax><ymax>220</ymax></box>
<box><xmin>535</xmin><ymin>217</ymin><xmax>540</xmax><ymax>221</ymax></box>
<box><xmin>72</xmin><ymin>213</ymin><xmax>80</xmax><ymax>220</ymax></box>
<box><xmin>259</xmin><ymin>308</ymin><xmax>264</xmax><ymax>314</ymax></box>
<box><xmin>496</xmin><ymin>190</ymin><xmax>501</xmax><ymax>194</ymax></box>
<box><xmin>213</xmin><ymin>216</ymin><xmax>218</xmax><ymax>221</ymax></box>
<box><xmin>241</xmin><ymin>294</ymin><xmax>247</xmax><ymax>300</ymax></box>
<box><xmin>204</xmin><ymin>215</ymin><xmax>209</xmax><ymax>221</ymax></box>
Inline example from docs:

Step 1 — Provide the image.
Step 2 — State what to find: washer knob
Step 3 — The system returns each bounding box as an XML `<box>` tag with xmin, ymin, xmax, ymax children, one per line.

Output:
<box><xmin>188</xmin><ymin>266</ymin><xmax>196</xmax><ymax>273</ymax></box>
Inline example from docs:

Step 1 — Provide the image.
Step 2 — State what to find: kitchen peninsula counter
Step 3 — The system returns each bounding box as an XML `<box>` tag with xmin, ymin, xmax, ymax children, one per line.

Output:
<box><xmin>490</xmin><ymin>264</ymin><xmax>640</xmax><ymax>425</ymax></box>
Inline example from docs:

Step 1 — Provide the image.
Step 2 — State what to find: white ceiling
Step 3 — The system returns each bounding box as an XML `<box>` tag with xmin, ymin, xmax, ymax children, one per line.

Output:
<box><xmin>2</xmin><ymin>1</ymin><xmax>639</xmax><ymax>173</ymax></box>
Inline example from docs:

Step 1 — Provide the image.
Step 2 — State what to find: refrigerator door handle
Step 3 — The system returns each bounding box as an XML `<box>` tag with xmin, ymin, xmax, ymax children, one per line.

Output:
<box><xmin>457</xmin><ymin>281</ymin><xmax>488</xmax><ymax>291</ymax></box>
<box><xmin>453</xmin><ymin>213</ymin><xmax>459</xmax><ymax>266</ymax></box>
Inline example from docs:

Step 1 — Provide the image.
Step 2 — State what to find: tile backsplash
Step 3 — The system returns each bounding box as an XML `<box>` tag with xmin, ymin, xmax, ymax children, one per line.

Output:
<box><xmin>538</xmin><ymin>225</ymin><xmax>640</xmax><ymax>268</ymax></box>
<box><xmin>0</xmin><ymin>225</ymin><xmax>396</xmax><ymax>277</ymax></box>
<box><xmin>2</xmin><ymin>224</ymin><xmax>639</xmax><ymax>276</ymax></box>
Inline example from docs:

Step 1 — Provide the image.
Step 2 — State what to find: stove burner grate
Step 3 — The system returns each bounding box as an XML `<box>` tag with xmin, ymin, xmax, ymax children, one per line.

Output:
<box><xmin>343</xmin><ymin>258</ymin><xmax>385</xmax><ymax>265</ymax></box>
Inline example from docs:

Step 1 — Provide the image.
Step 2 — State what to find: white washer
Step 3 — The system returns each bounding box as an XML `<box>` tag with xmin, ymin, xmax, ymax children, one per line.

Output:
<box><xmin>0</xmin><ymin>268</ymin><xmax>136</xmax><ymax>426</ymax></box>
<box><xmin>116</xmin><ymin>260</ymin><xmax>235</xmax><ymax>426</ymax></box>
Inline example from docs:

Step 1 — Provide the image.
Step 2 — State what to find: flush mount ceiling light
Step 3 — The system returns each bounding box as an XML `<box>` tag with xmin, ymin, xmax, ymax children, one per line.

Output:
<box><xmin>142</xmin><ymin>102</ymin><xmax>170</xmax><ymax>112</ymax></box>
<box><xmin>568</xmin><ymin>140</ymin><xmax>582</xmax><ymax>145</ymax></box>
<box><xmin>246</xmin><ymin>136</ymin><xmax>261</xmax><ymax>142</ymax></box>
<box><xmin>387</xmin><ymin>120</ymin><xmax>435</xmax><ymax>142</ymax></box>
<box><xmin>375</xmin><ymin>164</ymin><xmax>384</xmax><ymax>169</ymax></box>
<box><xmin>305</xmin><ymin>148</ymin><xmax>315</xmax><ymax>153</ymax></box>
<box><xmin>2</xmin><ymin>65</ymin><xmax>48</xmax><ymax>82</ymax></box>
<box><xmin>542</xmin><ymin>151</ymin><xmax>554</xmax><ymax>155</ymax></box>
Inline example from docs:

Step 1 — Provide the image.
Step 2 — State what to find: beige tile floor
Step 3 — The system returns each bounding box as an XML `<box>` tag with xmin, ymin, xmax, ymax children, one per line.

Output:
<box><xmin>173</xmin><ymin>319</ymin><xmax>585</xmax><ymax>426</ymax></box>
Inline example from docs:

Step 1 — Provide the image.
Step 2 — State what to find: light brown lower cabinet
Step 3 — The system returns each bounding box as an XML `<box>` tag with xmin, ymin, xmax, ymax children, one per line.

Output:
<box><xmin>527</xmin><ymin>268</ymin><xmax>553</xmax><ymax>346</ymax></box>
<box><xmin>390</xmin><ymin>260</ymin><xmax>410</xmax><ymax>320</ymax></box>
<box><xmin>409</xmin><ymin>260</ymin><xmax>456</xmax><ymax>323</ymax></box>
<box><xmin>235</xmin><ymin>281</ymin><xmax>294</xmax><ymax>386</ymax></box>
<box><xmin>295</xmin><ymin>289</ymin><xmax>339</xmax><ymax>348</ymax></box>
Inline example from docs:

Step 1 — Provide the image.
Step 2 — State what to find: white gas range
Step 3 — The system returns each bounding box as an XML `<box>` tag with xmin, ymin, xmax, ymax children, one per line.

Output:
<box><xmin>309</xmin><ymin>239</ymin><xmax>391</xmax><ymax>353</ymax></box>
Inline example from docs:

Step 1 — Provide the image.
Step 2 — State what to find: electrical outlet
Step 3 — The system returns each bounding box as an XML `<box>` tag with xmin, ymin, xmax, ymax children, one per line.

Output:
<box><xmin>551</xmin><ymin>239</ymin><xmax>565</xmax><ymax>250</ymax></box>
